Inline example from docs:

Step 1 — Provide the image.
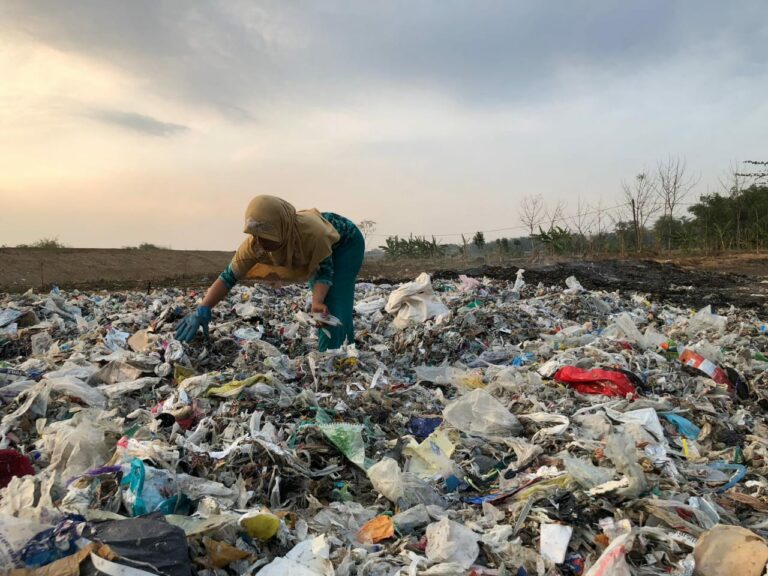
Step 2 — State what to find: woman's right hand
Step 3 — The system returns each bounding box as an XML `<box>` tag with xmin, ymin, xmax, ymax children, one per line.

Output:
<box><xmin>311</xmin><ymin>302</ymin><xmax>329</xmax><ymax>316</ymax></box>
<box><xmin>175</xmin><ymin>306</ymin><xmax>211</xmax><ymax>341</ymax></box>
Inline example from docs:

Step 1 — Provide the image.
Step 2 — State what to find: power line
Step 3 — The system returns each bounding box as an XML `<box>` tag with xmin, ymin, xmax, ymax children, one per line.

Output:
<box><xmin>366</xmin><ymin>200</ymin><xmax>702</xmax><ymax>240</ymax></box>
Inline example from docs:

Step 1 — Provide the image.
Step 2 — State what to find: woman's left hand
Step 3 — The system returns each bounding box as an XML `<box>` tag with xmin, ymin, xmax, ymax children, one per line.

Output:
<box><xmin>311</xmin><ymin>302</ymin><xmax>329</xmax><ymax>316</ymax></box>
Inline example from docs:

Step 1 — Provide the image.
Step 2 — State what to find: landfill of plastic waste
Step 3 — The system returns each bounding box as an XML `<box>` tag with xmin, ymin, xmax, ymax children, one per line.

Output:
<box><xmin>1</xmin><ymin>271</ymin><xmax>768</xmax><ymax>575</ymax></box>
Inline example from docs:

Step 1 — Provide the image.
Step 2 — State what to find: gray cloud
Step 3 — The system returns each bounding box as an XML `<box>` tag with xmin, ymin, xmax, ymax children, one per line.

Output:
<box><xmin>0</xmin><ymin>0</ymin><xmax>280</xmax><ymax>119</ymax></box>
<box><xmin>85</xmin><ymin>109</ymin><xmax>188</xmax><ymax>136</ymax></box>
<box><xmin>2</xmin><ymin>1</ymin><xmax>766</xmax><ymax>117</ymax></box>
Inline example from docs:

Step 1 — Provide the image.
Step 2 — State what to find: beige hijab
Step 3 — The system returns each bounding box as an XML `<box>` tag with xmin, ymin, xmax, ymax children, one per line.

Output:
<box><xmin>241</xmin><ymin>195</ymin><xmax>340</xmax><ymax>282</ymax></box>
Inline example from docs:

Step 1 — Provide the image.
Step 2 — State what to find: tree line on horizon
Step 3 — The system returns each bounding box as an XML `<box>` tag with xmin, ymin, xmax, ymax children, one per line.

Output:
<box><xmin>376</xmin><ymin>158</ymin><xmax>768</xmax><ymax>259</ymax></box>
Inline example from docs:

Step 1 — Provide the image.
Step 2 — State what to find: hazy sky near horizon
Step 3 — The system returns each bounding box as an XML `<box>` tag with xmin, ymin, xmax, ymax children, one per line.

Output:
<box><xmin>1</xmin><ymin>1</ymin><xmax>767</xmax><ymax>250</ymax></box>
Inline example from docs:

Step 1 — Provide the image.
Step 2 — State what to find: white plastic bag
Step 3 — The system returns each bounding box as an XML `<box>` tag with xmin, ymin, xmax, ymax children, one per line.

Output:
<box><xmin>258</xmin><ymin>535</ymin><xmax>334</xmax><ymax>576</ymax></box>
<box><xmin>30</xmin><ymin>332</ymin><xmax>53</xmax><ymax>356</ymax></box>
<box><xmin>45</xmin><ymin>361</ymin><xmax>97</xmax><ymax>381</ymax></box>
<box><xmin>48</xmin><ymin>376</ymin><xmax>107</xmax><ymax>407</ymax></box>
<box><xmin>564</xmin><ymin>276</ymin><xmax>586</xmax><ymax>293</ymax></box>
<box><xmin>519</xmin><ymin>412</ymin><xmax>569</xmax><ymax>440</ymax></box>
<box><xmin>540</xmin><ymin>523</ymin><xmax>573</xmax><ymax>564</ymax></box>
<box><xmin>99</xmin><ymin>376</ymin><xmax>160</xmax><ymax>398</ymax></box>
<box><xmin>512</xmin><ymin>269</ymin><xmax>526</xmax><ymax>292</ymax></box>
<box><xmin>1</xmin><ymin>380</ymin><xmax>53</xmax><ymax>433</ymax></box>
<box><xmin>443</xmin><ymin>389</ymin><xmax>522</xmax><ymax>437</ymax></box>
<box><xmin>604</xmin><ymin>433</ymin><xmax>648</xmax><ymax>499</ymax></box>
<box><xmin>425</xmin><ymin>518</ymin><xmax>479</xmax><ymax>570</ymax></box>
<box><xmin>0</xmin><ymin>475</ymin><xmax>50</xmax><ymax>519</ymax></box>
<box><xmin>687</xmin><ymin>305</ymin><xmax>727</xmax><ymax>336</ymax></box>
<box><xmin>414</xmin><ymin>365</ymin><xmax>483</xmax><ymax>389</ymax></box>
<box><xmin>367</xmin><ymin>457</ymin><xmax>444</xmax><ymax>507</ymax></box>
<box><xmin>606</xmin><ymin>407</ymin><xmax>665</xmax><ymax>443</ymax></box>
<box><xmin>584</xmin><ymin>532</ymin><xmax>634</xmax><ymax>576</ymax></box>
<box><xmin>233</xmin><ymin>302</ymin><xmax>260</xmax><ymax>319</ymax></box>
<box><xmin>563</xmin><ymin>456</ymin><xmax>615</xmax><ymax>489</ymax></box>
<box><xmin>367</xmin><ymin>457</ymin><xmax>403</xmax><ymax>503</ymax></box>
<box><xmin>354</xmin><ymin>297</ymin><xmax>386</xmax><ymax>316</ymax></box>
<box><xmin>643</xmin><ymin>326</ymin><xmax>668</xmax><ymax>349</ymax></box>
<box><xmin>613</xmin><ymin>313</ymin><xmax>648</xmax><ymax>348</ymax></box>
<box><xmin>39</xmin><ymin>410</ymin><xmax>114</xmax><ymax>486</ymax></box>
<box><xmin>385</xmin><ymin>273</ymin><xmax>449</xmax><ymax>329</ymax></box>
<box><xmin>0</xmin><ymin>516</ymin><xmax>51</xmax><ymax>570</ymax></box>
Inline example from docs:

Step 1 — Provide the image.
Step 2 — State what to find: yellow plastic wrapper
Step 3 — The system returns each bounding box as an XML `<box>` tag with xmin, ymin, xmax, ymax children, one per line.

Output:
<box><xmin>461</xmin><ymin>372</ymin><xmax>485</xmax><ymax>389</ymax></box>
<box><xmin>206</xmin><ymin>374</ymin><xmax>271</xmax><ymax>398</ymax></box>
<box><xmin>174</xmin><ymin>364</ymin><xmax>197</xmax><ymax>385</ymax></box>
<box><xmin>402</xmin><ymin>429</ymin><xmax>456</xmax><ymax>479</ymax></box>
<box><xmin>334</xmin><ymin>357</ymin><xmax>358</xmax><ymax>370</ymax></box>
<box><xmin>513</xmin><ymin>474</ymin><xmax>573</xmax><ymax>501</ymax></box>
<box><xmin>239</xmin><ymin>509</ymin><xmax>281</xmax><ymax>540</ymax></box>
<box><xmin>357</xmin><ymin>515</ymin><xmax>395</xmax><ymax>544</ymax></box>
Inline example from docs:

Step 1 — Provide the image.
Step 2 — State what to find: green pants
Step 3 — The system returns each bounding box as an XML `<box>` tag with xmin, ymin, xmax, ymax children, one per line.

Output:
<box><xmin>317</xmin><ymin>227</ymin><xmax>365</xmax><ymax>351</ymax></box>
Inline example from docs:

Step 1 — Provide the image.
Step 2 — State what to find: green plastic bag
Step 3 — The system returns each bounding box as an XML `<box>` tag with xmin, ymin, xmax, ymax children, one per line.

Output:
<box><xmin>318</xmin><ymin>423</ymin><xmax>367</xmax><ymax>469</ymax></box>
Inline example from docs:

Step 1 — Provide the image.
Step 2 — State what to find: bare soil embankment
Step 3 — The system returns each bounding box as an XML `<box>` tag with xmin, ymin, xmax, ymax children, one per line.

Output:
<box><xmin>2</xmin><ymin>247</ymin><xmax>768</xmax><ymax>310</ymax></box>
<box><xmin>0</xmin><ymin>248</ymin><xmax>233</xmax><ymax>292</ymax></box>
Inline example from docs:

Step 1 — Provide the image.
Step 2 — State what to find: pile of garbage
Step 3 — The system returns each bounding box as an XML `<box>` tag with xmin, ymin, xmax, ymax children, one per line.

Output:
<box><xmin>1</xmin><ymin>270</ymin><xmax>768</xmax><ymax>575</ymax></box>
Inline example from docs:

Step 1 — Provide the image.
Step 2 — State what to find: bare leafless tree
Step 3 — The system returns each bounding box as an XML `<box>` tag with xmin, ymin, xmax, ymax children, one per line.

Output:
<box><xmin>519</xmin><ymin>194</ymin><xmax>545</xmax><ymax>258</ymax></box>
<box><xmin>519</xmin><ymin>194</ymin><xmax>545</xmax><ymax>235</ymax></box>
<box><xmin>591</xmin><ymin>199</ymin><xmax>609</xmax><ymax>255</ymax></box>
<box><xmin>460</xmin><ymin>234</ymin><xmax>470</xmax><ymax>261</ymax></box>
<box><xmin>544</xmin><ymin>200</ymin><xmax>566</xmax><ymax>231</ymax></box>
<box><xmin>569</xmin><ymin>196</ymin><xmax>594</xmax><ymax>256</ymax></box>
<box><xmin>719</xmin><ymin>161</ymin><xmax>746</xmax><ymax>198</ymax></box>
<box><xmin>656</xmin><ymin>155</ymin><xmax>698</xmax><ymax>250</ymax></box>
<box><xmin>622</xmin><ymin>172</ymin><xmax>660</xmax><ymax>253</ymax></box>
<box><xmin>357</xmin><ymin>220</ymin><xmax>377</xmax><ymax>240</ymax></box>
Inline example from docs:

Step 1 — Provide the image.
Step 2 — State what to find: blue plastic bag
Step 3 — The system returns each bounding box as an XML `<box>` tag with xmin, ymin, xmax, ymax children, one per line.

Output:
<box><xmin>20</xmin><ymin>514</ymin><xmax>85</xmax><ymax>568</ymax></box>
<box><xmin>708</xmin><ymin>461</ymin><xmax>747</xmax><ymax>493</ymax></box>
<box><xmin>407</xmin><ymin>416</ymin><xmax>443</xmax><ymax>441</ymax></box>
<box><xmin>662</xmin><ymin>413</ymin><xmax>701</xmax><ymax>440</ymax></box>
<box><xmin>120</xmin><ymin>458</ymin><xmax>190</xmax><ymax>516</ymax></box>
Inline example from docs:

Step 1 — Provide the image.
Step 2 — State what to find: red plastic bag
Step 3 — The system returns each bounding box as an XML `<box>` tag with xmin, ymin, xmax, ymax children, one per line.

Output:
<box><xmin>554</xmin><ymin>367</ymin><xmax>636</xmax><ymax>398</ymax></box>
<box><xmin>0</xmin><ymin>449</ymin><xmax>35</xmax><ymax>488</ymax></box>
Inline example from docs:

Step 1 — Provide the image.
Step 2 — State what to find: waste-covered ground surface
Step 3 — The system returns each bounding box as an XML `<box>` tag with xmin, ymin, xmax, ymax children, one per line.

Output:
<box><xmin>437</xmin><ymin>259</ymin><xmax>768</xmax><ymax>310</ymax></box>
<box><xmin>2</xmin><ymin>262</ymin><xmax>768</xmax><ymax>575</ymax></box>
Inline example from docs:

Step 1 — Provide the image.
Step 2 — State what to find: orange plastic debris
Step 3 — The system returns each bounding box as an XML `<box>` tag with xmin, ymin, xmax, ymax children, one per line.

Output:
<box><xmin>357</xmin><ymin>515</ymin><xmax>395</xmax><ymax>544</ymax></box>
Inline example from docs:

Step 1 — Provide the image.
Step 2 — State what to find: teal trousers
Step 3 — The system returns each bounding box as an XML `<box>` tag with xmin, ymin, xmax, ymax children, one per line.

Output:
<box><xmin>317</xmin><ymin>227</ymin><xmax>365</xmax><ymax>351</ymax></box>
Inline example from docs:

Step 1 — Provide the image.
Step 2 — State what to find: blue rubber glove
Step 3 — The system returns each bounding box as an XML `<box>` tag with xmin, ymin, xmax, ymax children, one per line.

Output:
<box><xmin>175</xmin><ymin>306</ymin><xmax>211</xmax><ymax>342</ymax></box>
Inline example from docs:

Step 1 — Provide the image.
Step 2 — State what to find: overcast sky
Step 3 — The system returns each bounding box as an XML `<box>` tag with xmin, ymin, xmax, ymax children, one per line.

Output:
<box><xmin>1</xmin><ymin>1</ymin><xmax>766</xmax><ymax>249</ymax></box>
